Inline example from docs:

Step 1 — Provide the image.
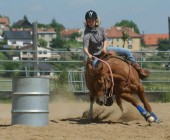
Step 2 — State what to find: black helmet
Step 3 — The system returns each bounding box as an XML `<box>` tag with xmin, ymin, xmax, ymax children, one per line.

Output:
<box><xmin>85</xmin><ymin>10</ymin><xmax>97</xmax><ymax>20</ymax></box>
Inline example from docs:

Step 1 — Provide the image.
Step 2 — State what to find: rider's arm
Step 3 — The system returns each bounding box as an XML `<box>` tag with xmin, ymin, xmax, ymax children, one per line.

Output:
<box><xmin>83</xmin><ymin>33</ymin><xmax>93</xmax><ymax>59</ymax></box>
<box><xmin>83</xmin><ymin>47</ymin><xmax>92</xmax><ymax>59</ymax></box>
<box><xmin>102</xmin><ymin>28</ymin><xmax>108</xmax><ymax>53</ymax></box>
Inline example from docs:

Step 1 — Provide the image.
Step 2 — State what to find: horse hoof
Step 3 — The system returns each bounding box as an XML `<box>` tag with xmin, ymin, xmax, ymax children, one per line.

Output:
<box><xmin>147</xmin><ymin>116</ymin><xmax>155</xmax><ymax>123</ymax></box>
<box><xmin>154</xmin><ymin>119</ymin><xmax>163</xmax><ymax>124</ymax></box>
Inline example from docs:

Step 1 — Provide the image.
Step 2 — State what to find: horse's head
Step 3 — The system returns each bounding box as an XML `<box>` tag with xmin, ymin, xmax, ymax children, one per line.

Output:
<box><xmin>88</xmin><ymin>63</ymin><xmax>114</xmax><ymax>106</ymax></box>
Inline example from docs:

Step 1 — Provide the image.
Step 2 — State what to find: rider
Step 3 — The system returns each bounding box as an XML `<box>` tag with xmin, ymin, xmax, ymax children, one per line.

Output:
<box><xmin>83</xmin><ymin>10</ymin><xmax>150</xmax><ymax>79</ymax></box>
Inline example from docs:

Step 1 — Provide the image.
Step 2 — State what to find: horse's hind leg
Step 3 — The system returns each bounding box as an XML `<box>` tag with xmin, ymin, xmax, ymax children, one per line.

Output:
<box><xmin>137</xmin><ymin>84</ymin><xmax>161</xmax><ymax>123</ymax></box>
<box><xmin>119</xmin><ymin>92</ymin><xmax>155</xmax><ymax>123</ymax></box>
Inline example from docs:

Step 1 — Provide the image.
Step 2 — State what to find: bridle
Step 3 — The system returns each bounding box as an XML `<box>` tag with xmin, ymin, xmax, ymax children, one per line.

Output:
<box><xmin>92</xmin><ymin>56</ymin><xmax>114</xmax><ymax>99</ymax></box>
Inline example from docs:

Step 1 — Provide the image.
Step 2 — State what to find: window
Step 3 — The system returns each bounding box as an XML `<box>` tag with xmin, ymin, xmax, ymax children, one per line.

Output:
<box><xmin>11</xmin><ymin>40</ymin><xmax>16</xmax><ymax>44</ymax></box>
<box><xmin>128</xmin><ymin>45</ymin><xmax>132</xmax><ymax>49</ymax></box>
<box><xmin>23</xmin><ymin>40</ymin><xmax>31</xmax><ymax>44</ymax></box>
<box><xmin>23</xmin><ymin>52</ymin><xmax>27</xmax><ymax>55</ymax></box>
<box><xmin>39</xmin><ymin>51</ymin><xmax>43</xmax><ymax>54</ymax></box>
<box><xmin>128</xmin><ymin>38</ymin><xmax>132</xmax><ymax>43</ymax></box>
<box><xmin>43</xmin><ymin>51</ymin><xmax>47</xmax><ymax>54</ymax></box>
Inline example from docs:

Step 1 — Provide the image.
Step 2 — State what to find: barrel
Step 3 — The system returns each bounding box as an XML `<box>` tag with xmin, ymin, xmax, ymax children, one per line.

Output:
<box><xmin>11</xmin><ymin>77</ymin><xmax>49</xmax><ymax>126</ymax></box>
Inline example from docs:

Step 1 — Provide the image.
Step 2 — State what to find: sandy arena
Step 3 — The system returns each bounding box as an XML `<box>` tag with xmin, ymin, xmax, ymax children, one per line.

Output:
<box><xmin>0</xmin><ymin>96</ymin><xmax>170</xmax><ymax>140</ymax></box>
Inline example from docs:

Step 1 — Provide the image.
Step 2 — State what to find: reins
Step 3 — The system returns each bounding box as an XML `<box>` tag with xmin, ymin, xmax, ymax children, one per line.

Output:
<box><xmin>92</xmin><ymin>56</ymin><xmax>114</xmax><ymax>98</ymax></box>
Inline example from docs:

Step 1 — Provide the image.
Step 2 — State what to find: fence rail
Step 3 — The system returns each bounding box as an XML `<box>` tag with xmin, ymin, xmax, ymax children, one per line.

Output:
<box><xmin>0</xmin><ymin>49</ymin><xmax>170</xmax><ymax>94</ymax></box>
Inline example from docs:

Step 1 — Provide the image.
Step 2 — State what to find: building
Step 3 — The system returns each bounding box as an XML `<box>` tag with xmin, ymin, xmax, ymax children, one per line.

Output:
<box><xmin>0</xmin><ymin>17</ymin><xmax>10</xmax><ymax>33</ymax></box>
<box><xmin>60</xmin><ymin>28</ymin><xmax>83</xmax><ymax>42</ymax></box>
<box><xmin>12</xmin><ymin>27</ymin><xmax>56</xmax><ymax>47</ymax></box>
<box><xmin>2</xmin><ymin>30</ymin><xmax>32</xmax><ymax>48</ymax></box>
<box><xmin>106</xmin><ymin>26</ymin><xmax>142</xmax><ymax>51</ymax></box>
<box><xmin>13</xmin><ymin>19</ymin><xmax>32</xmax><ymax>28</ymax></box>
<box><xmin>143</xmin><ymin>34</ymin><xmax>169</xmax><ymax>50</ymax></box>
<box><xmin>37</xmin><ymin>28</ymin><xmax>56</xmax><ymax>47</ymax></box>
<box><xmin>20</xmin><ymin>44</ymin><xmax>60</xmax><ymax>60</ymax></box>
<box><xmin>20</xmin><ymin>45</ymin><xmax>51</xmax><ymax>60</ymax></box>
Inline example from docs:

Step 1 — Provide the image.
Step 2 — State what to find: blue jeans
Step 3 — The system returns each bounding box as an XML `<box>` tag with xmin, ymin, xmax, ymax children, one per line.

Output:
<box><xmin>107</xmin><ymin>46</ymin><xmax>137</xmax><ymax>64</ymax></box>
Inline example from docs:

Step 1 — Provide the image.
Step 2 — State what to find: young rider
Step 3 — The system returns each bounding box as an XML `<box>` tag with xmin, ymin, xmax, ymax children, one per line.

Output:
<box><xmin>83</xmin><ymin>10</ymin><xmax>150</xmax><ymax>79</ymax></box>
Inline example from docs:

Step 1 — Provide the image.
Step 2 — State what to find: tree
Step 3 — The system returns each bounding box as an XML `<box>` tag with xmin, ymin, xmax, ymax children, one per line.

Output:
<box><xmin>157</xmin><ymin>39</ymin><xmax>170</xmax><ymax>51</ymax></box>
<box><xmin>48</xmin><ymin>19</ymin><xmax>66</xmax><ymax>49</ymax></box>
<box><xmin>50</xmin><ymin>36</ymin><xmax>65</xmax><ymax>48</ymax></box>
<box><xmin>38</xmin><ymin>38</ymin><xmax>48</xmax><ymax>48</ymax></box>
<box><xmin>121</xmin><ymin>30</ymin><xmax>129</xmax><ymax>48</ymax></box>
<box><xmin>23</xmin><ymin>15</ymin><xmax>28</xmax><ymax>21</ymax></box>
<box><xmin>115</xmin><ymin>20</ymin><xmax>140</xmax><ymax>34</ymax></box>
<box><xmin>70</xmin><ymin>32</ymin><xmax>82</xmax><ymax>41</ymax></box>
<box><xmin>49</xmin><ymin>18</ymin><xmax>65</xmax><ymax>34</ymax></box>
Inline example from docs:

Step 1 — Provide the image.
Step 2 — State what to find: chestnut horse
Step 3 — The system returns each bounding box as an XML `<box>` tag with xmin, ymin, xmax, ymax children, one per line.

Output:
<box><xmin>85</xmin><ymin>53</ymin><xmax>161</xmax><ymax>123</ymax></box>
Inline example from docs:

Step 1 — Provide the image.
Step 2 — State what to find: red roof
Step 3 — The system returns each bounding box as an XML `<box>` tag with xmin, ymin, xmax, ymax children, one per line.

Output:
<box><xmin>12</xmin><ymin>28</ymin><xmax>55</xmax><ymax>33</ymax></box>
<box><xmin>0</xmin><ymin>17</ymin><xmax>10</xmax><ymax>26</ymax></box>
<box><xmin>60</xmin><ymin>29</ymin><xmax>80</xmax><ymax>36</ymax></box>
<box><xmin>144</xmin><ymin>34</ymin><xmax>169</xmax><ymax>45</ymax></box>
<box><xmin>106</xmin><ymin>26</ymin><xmax>141</xmax><ymax>38</ymax></box>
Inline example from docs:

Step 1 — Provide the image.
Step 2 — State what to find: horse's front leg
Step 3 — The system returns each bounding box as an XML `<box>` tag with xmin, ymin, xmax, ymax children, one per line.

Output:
<box><xmin>88</xmin><ymin>96</ymin><xmax>95</xmax><ymax>120</ymax></box>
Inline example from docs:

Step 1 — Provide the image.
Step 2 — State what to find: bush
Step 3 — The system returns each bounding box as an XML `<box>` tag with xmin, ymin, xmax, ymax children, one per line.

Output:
<box><xmin>161</xmin><ymin>92</ymin><xmax>170</xmax><ymax>103</ymax></box>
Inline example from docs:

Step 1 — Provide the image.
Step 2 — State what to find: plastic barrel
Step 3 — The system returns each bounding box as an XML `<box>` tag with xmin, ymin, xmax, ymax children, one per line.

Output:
<box><xmin>11</xmin><ymin>77</ymin><xmax>49</xmax><ymax>126</ymax></box>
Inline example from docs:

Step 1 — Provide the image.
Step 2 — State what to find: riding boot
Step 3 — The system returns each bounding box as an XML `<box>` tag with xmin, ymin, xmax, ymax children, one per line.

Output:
<box><xmin>131</xmin><ymin>62</ymin><xmax>151</xmax><ymax>79</ymax></box>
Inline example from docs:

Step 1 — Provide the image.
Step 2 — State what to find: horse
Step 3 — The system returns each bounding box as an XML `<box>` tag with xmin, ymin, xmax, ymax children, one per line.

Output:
<box><xmin>85</xmin><ymin>53</ymin><xmax>161</xmax><ymax>124</ymax></box>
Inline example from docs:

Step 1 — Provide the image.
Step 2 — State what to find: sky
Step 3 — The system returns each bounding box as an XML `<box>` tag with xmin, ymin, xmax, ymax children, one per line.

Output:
<box><xmin>0</xmin><ymin>0</ymin><xmax>170</xmax><ymax>34</ymax></box>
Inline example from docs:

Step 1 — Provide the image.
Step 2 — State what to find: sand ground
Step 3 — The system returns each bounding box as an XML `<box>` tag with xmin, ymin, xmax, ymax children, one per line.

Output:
<box><xmin>0</xmin><ymin>97</ymin><xmax>170</xmax><ymax>140</ymax></box>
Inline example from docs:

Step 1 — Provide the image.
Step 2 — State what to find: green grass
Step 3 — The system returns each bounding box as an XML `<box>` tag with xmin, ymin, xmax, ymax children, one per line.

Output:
<box><xmin>65</xmin><ymin>40</ymin><xmax>83</xmax><ymax>48</ymax></box>
<box><xmin>0</xmin><ymin>98</ymin><xmax>12</xmax><ymax>103</ymax></box>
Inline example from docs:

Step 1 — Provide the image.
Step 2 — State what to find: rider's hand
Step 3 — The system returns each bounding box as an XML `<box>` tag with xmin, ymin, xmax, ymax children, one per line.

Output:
<box><xmin>102</xmin><ymin>48</ymin><xmax>107</xmax><ymax>54</ymax></box>
<box><xmin>88</xmin><ymin>54</ymin><xmax>93</xmax><ymax>59</ymax></box>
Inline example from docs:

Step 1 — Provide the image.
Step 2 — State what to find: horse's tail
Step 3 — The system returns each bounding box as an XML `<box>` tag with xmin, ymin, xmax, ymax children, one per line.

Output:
<box><xmin>115</xmin><ymin>96</ymin><xmax>124</xmax><ymax>113</ymax></box>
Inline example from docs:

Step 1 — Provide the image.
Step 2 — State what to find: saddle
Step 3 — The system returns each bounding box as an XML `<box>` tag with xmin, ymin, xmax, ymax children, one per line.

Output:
<box><xmin>91</xmin><ymin>52</ymin><xmax>130</xmax><ymax>67</ymax></box>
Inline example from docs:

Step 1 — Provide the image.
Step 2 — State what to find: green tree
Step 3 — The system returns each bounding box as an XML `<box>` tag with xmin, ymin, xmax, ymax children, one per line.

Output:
<box><xmin>115</xmin><ymin>19</ymin><xmax>140</xmax><ymax>34</ymax></box>
<box><xmin>157</xmin><ymin>39</ymin><xmax>170</xmax><ymax>51</ymax></box>
<box><xmin>49</xmin><ymin>18</ymin><xmax>65</xmax><ymax>34</ymax></box>
<box><xmin>49</xmin><ymin>18</ymin><xmax>66</xmax><ymax>49</ymax></box>
<box><xmin>121</xmin><ymin>30</ymin><xmax>129</xmax><ymax>48</ymax></box>
<box><xmin>50</xmin><ymin>36</ymin><xmax>65</xmax><ymax>48</ymax></box>
<box><xmin>38</xmin><ymin>38</ymin><xmax>47</xmax><ymax>48</ymax></box>
<box><xmin>37</xmin><ymin>23</ymin><xmax>49</xmax><ymax>28</ymax></box>
<box><xmin>2</xmin><ymin>62</ymin><xmax>20</xmax><ymax>77</ymax></box>
<box><xmin>23</xmin><ymin>15</ymin><xmax>28</xmax><ymax>21</ymax></box>
<box><xmin>70</xmin><ymin>32</ymin><xmax>82</xmax><ymax>41</ymax></box>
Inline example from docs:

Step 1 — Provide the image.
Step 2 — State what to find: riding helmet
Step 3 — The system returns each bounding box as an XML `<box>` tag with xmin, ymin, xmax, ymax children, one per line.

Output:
<box><xmin>85</xmin><ymin>10</ymin><xmax>97</xmax><ymax>20</ymax></box>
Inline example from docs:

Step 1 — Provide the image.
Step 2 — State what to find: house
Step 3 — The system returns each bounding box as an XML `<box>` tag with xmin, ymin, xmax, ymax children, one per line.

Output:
<box><xmin>38</xmin><ymin>62</ymin><xmax>55</xmax><ymax>77</ymax></box>
<box><xmin>37</xmin><ymin>28</ymin><xmax>56</xmax><ymax>47</ymax></box>
<box><xmin>105</xmin><ymin>26</ymin><xmax>142</xmax><ymax>51</ymax></box>
<box><xmin>60</xmin><ymin>28</ymin><xmax>83</xmax><ymax>42</ymax></box>
<box><xmin>24</xmin><ymin>62</ymin><xmax>55</xmax><ymax>77</ymax></box>
<box><xmin>0</xmin><ymin>17</ymin><xmax>10</xmax><ymax>33</ymax></box>
<box><xmin>143</xmin><ymin>34</ymin><xmax>169</xmax><ymax>50</ymax></box>
<box><xmin>13</xmin><ymin>19</ymin><xmax>32</xmax><ymax>28</ymax></box>
<box><xmin>20</xmin><ymin>44</ymin><xmax>59</xmax><ymax>77</ymax></box>
<box><xmin>20</xmin><ymin>44</ymin><xmax>60</xmax><ymax>60</ymax></box>
<box><xmin>20</xmin><ymin>45</ymin><xmax>51</xmax><ymax>60</ymax></box>
<box><xmin>12</xmin><ymin>27</ymin><xmax>56</xmax><ymax>47</ymax></box>
<box><xmin>2</xmin><ymin>30</ymin><xmax>32</xmax><ymax>48</ymax></box>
